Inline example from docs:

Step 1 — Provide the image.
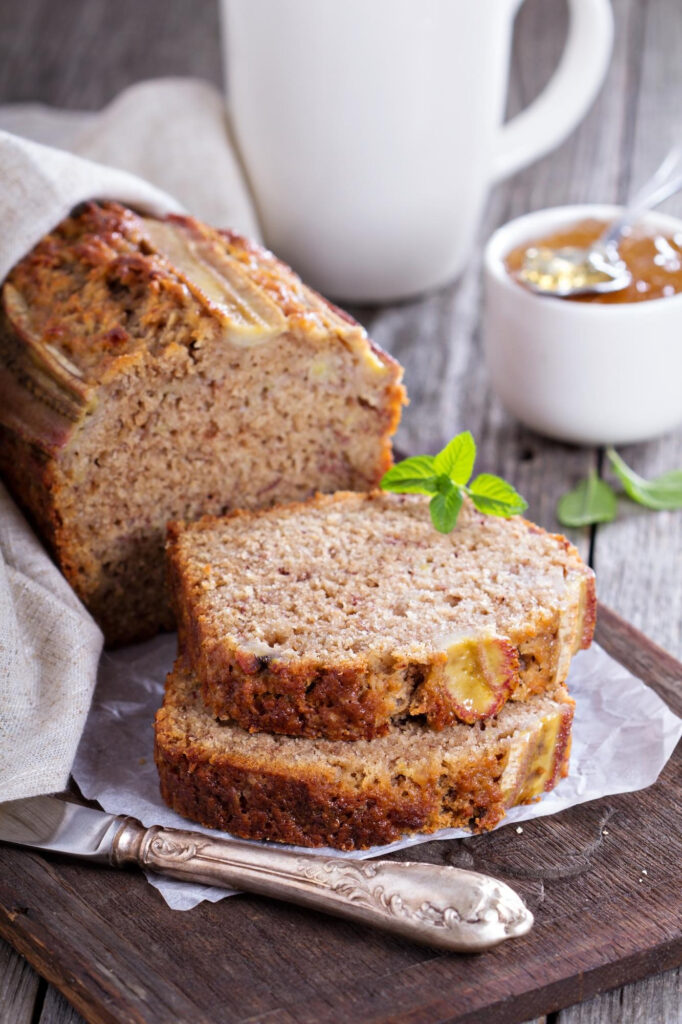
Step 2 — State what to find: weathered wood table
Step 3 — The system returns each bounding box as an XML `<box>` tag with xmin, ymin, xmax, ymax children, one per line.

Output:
<box><xmin>0</xmin><ymin>1</ymin><xmax>680</xmax><ymax>1021</ymax></box>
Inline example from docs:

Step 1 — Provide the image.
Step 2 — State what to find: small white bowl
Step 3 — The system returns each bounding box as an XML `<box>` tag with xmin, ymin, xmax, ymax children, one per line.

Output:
<box><xmin>482</xmin><ymin>204</ymin><xmax>682</xmax><ymax>446</ymax></box>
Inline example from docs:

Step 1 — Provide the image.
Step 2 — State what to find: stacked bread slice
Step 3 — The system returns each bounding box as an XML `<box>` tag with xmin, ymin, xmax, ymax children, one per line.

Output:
<box><xmin>155</xmin><ymin>491</ymin><xmax>595</xmax><ymax>850</ymax></box>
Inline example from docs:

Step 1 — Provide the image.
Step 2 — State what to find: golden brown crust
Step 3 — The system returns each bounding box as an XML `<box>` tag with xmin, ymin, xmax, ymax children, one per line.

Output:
<box><xmin>185</xmin><ymin>617</ymin><xmax>574</xmax><ymax>740</ymax></box>
<box><xmin>167</xmin><ymin>492</ymin><xmax>595</xmax><ymax>739</ymax></box>
<box><xmin>213</xmin><ymin>226</ymin><xmax>405</xmax><ymax>382</ymax></box>
<box><xmin>155</xmin><ymin>743</ymin><xmax>437</xmax><ymax>850</ymax></box>
<box><xmin>581</xmin><ymin>573</ymin><xmax>598</xmax><ymax>649</ymax></box>
<box><xmin>154</xmin><ymin>663</ymin><xmax>574</xmax><ymax>850</ymax></box>
<box><xmin>0</xmin><ymin>426</ymin><xmax>60</xmax><ymax>549</ymax></box>
<box><xmin>1</xmin><ymin>202</ymin><xmax>405</xmax><ymax>446</ymax></box>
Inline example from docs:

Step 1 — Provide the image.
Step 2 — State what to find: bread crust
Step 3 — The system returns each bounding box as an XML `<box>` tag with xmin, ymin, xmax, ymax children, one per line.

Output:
<box><xmin>167</xmin><ymin>492</ymin><xmax>596</xmax><ymax>739</ymax></box>
<box><xmin>154</xmin><ymin>661</ymin><xmax>574</xmax><ymax>850</ymax></box>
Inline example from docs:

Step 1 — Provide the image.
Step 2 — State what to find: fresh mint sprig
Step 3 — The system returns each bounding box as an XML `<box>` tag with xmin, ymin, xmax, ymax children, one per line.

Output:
<box><xmin>381</xmin><ymin>431</ymin><xmax>527</xmax><ymax>533</ymax></box>
<box><xmin>556</xmin><ymin>448</ymin><xmax>682</xmax><ymax>528</ymax></box>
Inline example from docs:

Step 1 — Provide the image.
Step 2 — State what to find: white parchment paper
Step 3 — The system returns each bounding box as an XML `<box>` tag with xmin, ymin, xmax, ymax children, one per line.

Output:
<box><xmin>72</xmin><ymin>637</ymin><xmax>682</xmax><ymax>911</ymax></box>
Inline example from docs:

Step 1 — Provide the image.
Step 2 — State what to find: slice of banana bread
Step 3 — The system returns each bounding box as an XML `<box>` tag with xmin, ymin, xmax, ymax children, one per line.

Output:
<box><xmin>154</xmin><ymin>658</ymin><xmax>574</xmax><ymax>850</ymax></box>
<box><xmin>167</xmin><ymin>491</ymin><xmax>595</xmax><ymax>739</ymax></box>
<box><xmin>0</xmin><ymin>202</ymin><xmax>405</xmax><ymax>645</ymax></box>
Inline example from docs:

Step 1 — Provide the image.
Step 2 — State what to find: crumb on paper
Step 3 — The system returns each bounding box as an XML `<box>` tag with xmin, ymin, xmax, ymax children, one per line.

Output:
<box><xmin>516</xmin><ymin>826</ymin><xmax>524</xmax><ymax>834</ymax></box>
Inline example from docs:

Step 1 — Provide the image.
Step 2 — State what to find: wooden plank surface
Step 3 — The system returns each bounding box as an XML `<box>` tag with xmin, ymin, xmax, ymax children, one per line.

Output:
<box><xmin>0</xmin><ymin>0</ymin><xmax>681</xmax><ymax>1022</ymax></box>
<box><xmin>555</xmin><ymin>968</ymin><xmax>681</xmax><ymax>1024</ymax></box>
<box><xmin>0</xmin><ymin>936</ymin><xmax>39</xmax><ymax>1024</ymax></box>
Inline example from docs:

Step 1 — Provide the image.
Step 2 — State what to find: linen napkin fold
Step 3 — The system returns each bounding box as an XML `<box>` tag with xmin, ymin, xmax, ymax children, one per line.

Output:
<box><xmin>0</xmin><ymin>483</ymin><xmax>104</xmax><ymax>800</ymax></box>
<box><xmin>0</xmin><ymin>77</ymin><xmax>261</xmax><ymax>283</ymax></box>
<box><xmin>0</xmin><ymin>77</ymin><xmax>259</xmax><ymax>800</ymax></box>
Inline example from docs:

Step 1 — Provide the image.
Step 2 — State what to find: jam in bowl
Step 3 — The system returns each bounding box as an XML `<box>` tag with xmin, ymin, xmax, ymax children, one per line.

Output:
<box><xmin>504</xmin><ymin>217</ymin><xmax>682</xmax><ymax>303</ymax></box>
<box><xmin>483</xmin><ymin>205</ymin><xmax>682</xmax><ymax>446</ymax></box>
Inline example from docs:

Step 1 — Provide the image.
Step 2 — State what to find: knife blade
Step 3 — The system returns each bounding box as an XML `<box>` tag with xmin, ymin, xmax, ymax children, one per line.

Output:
<box><xmin>0</xmin><ymin>795</ymin><xmax>123</xmax><ymax>861</ymax></box>
<box><xmin>0</xmin><ymin>795</ymin><xmax>533</xmax><ymax>952</ymax></box>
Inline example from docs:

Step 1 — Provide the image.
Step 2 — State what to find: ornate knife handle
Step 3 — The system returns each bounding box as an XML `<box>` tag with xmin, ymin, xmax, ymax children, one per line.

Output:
<box><xmin>111</xmin><ymin>819</ymin><xmax>532</xmax><ymax>952</ymax></box>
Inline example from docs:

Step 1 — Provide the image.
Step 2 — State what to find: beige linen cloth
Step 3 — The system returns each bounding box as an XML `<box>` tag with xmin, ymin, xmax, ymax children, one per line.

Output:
<box><xmin>0</xmin><ymin>78</ymin><xmax>259</xmax><ymax>801</ymax></box>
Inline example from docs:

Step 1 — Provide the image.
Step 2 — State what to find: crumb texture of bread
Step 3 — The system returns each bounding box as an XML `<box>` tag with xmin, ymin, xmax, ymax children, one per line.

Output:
<box><xmin>154</xmin><ymin>659</ymin><xmax>574</xmax><ymax>851</ymax></box>
<box><xmin>167</xmin><ymin>491</ymin><xmax>595</xmax><ymax>739</ymax></box>
<box><xmin>0</xmin><ymin>202</ymin><xmax>405</xmax><ymax>645</ymax></box>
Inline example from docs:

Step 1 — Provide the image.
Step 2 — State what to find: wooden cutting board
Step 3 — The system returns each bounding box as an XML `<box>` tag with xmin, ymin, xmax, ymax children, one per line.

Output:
<box><xmin>0</xmin><ymin>604</ymin><xmax>680</xmax><ymax>1024</ymax></box>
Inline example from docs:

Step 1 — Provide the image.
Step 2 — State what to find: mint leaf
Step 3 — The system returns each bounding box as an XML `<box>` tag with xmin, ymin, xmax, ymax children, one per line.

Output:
<box><xmin>429</xmin><ymin>482</ymin><xmax>464</xmax><ymax>533</ymax></box>
<box><xmin>556</xmin><ymin>470</ymin><xmax>617</xmax><ymax>527</ymax></box>
<box><xmin>607</xmin><ymin>448</ymin><xmax>682</xmax><ymax>511</ymax></box>
<box><xmin>468</xmin><ymin>474</ymin><xmax>528</xmax><ymax>517</ymax></box>
<box><xmin>432</xmin><ymin>431</ymin><xmax>476</xmax><ymax>485</ymax></box>
<box><xmin>380</xmin><ymin>455</ymin><xmax>437</xmax><ymax>494</ymax></box>
<box><xmin>556</xmin><ymin>452</ymin><xmax>682</xmax><ymax>529</ymax></box>
<box><xmin>380</xmin><ymin>433</ymin><xmax>526</xmax><ymax>533</ymax></box>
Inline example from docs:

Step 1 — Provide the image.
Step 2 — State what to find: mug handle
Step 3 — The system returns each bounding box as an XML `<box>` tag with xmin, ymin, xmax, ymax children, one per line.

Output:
<box><xmin>493</xmin><ymin>0</ymin><xmax>614</xmax><ymax>182</ymax></box>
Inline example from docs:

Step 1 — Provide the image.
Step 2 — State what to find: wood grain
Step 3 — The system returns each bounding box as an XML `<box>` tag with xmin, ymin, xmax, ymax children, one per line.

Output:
<box><xmin>0</xmin><ymin>0</ymin><xmax>223</xmax><ymax>108</ymax></box>
<box><xmin>0</xmin><ymin>936</ymin><xmax>39</xmax><ymax>1024</ymax></box>
<box><xmin>39</xmin><ymin>986</ymin><xmax>85</xmax><ymax>1024</ymax></box>
<box><xmin>554</xmin><ymin>966</ymin><xmax>681</xmax><ymax>1023</ymax></box>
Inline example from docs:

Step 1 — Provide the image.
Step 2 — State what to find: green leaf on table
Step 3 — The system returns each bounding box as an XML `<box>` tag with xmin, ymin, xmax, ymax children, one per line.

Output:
<box><xmin>468</xmin><ymin>474</ymin><xmax>529</xmax><ymax>517</ymax></box>
<box><xmin>429</xmin><ymin>481</ymin><xmax>464</xmax><ymax>533</ymax></box>
<box><xmin>432</xmin><ymin>430</ymin><xmax>476</xmax><ymax>485</ymax></box>
<box><xmin>607</xmin><ymin>447</ymin><xmax>682</xmax><ymax>511</ymax></box>
<box><xmin>380</xmin><ymin>455</ymin><xmax>438</xmax><ymax>494</ymax></box>
<box><xmin>556</xmin><ymin>470</ymin><xmax>617</xmax><ymax>527</ymax></box>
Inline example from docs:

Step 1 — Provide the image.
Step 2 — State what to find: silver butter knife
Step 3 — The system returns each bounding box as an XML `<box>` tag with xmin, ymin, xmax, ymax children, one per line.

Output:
<box><xmin>0</xmin><ymin>795</ymin><xmax>533</xmax><ymax>952</ymax></box>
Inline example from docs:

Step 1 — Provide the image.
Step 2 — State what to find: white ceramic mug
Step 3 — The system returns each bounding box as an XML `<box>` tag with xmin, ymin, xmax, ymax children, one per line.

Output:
<box><xmin>221</xmin><ymin>0</ymin><xmax>613</xmax><ymax>302</ymax></box>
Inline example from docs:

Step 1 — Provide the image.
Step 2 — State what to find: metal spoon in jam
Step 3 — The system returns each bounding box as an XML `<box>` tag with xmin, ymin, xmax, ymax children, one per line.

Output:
<box><xmin>520</xmin><ymin>144</ymin><xmax>682</xmax><ymax>298</ymax></box>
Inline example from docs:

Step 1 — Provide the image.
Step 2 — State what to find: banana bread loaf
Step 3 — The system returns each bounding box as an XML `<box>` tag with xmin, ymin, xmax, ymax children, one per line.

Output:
<box><xmin>0</xmin><ymin>202</ymin><xmax>405</xmax><ymax>645</ymax></box>
<box><xmin>154</xmin><ymin>657</ymin><xmax>574</xmax><ymax>850</ymax></box>
<box><xmin>167</xmin><ymin>491</ymin><xmax>595</xmax><ymax>739</ymax></box>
